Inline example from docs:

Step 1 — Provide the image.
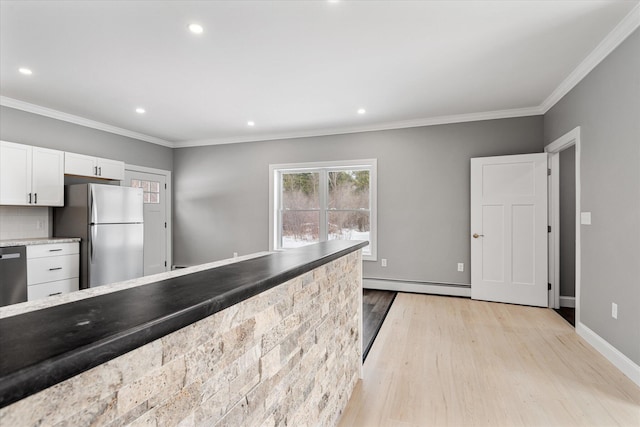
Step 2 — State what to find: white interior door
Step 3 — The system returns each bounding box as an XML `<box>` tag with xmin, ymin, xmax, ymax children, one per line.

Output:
<box><xmin>471</xmin><ymin>153</ymin><xmax>548</xmax><ymax>307</ymax></box>
<box><xmin>123</xmin><ymin>170</ymin><xmax>168</xmax><ymax>276</ymax></box>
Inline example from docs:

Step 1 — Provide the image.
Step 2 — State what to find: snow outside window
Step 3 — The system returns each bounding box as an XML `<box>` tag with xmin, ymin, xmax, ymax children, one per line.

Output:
<box><xmin>269</xmin><ymin>159</ymin><xmax>377</xmax><ymax>261</ymax></box>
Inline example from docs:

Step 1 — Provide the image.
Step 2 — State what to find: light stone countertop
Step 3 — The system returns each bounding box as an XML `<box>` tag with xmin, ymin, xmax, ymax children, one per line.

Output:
<box><xmin>0</xmin><ymin>237</ymin><xmax>81</xmax><ymax>248</ymax></box>
<box><xmin>0</xmin><ymin>251</ymin><xmax>272</xmax><ymax>319</ymax></box>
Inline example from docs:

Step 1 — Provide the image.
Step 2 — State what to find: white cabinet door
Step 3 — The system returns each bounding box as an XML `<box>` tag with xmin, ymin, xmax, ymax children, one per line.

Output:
<box><xmin>0</xmin><ymin>142</ymin><xmax>64</xmax><ymax>206</ymax></box>
<box><xmin>32</xmin><ymin>147</ymin><xmax>64</xmax><ymax>206</ymax></box>
<box><xmin>64</xmin><ymin>152</ymin><xmax>97</xmax><ymax>177</ymax></box>
<box><xmin>64</xmin><ymin>152</ymin><xmax>124</xmax><ymax>180</ymax></box>
<box><xmin>97</xmin><ymin>157</ymin><xmax>124</xmax><ymax>180</ymax></box>
<box><xmin>0</xmin><ymin>141</ymin><xmax>32</xmax><ymax>205</ymax></box>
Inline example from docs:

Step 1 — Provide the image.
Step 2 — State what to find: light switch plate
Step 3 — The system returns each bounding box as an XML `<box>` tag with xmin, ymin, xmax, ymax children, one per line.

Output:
<box><xmin>581</xmin><ymin>212</ymin><xmax>592</xmax><ymax>225</ymax></box>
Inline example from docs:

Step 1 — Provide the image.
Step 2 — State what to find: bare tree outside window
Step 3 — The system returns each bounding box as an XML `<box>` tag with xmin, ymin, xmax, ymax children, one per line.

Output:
<box><xmin>328</xmin><ymin>170</ymin><xmax>370</xmax><ymax>242</ymax></box>
<box><xmin>281</xmin><ymin>172</ymin><xmax>320</xmax><ymax>248</ymax></box>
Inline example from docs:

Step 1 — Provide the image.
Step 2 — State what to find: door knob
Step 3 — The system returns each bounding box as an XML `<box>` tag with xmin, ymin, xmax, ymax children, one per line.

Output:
<box><xmin>473</xmin><ymin>233</ymin><xmax>484</xmax><ymax>238</ymax></box>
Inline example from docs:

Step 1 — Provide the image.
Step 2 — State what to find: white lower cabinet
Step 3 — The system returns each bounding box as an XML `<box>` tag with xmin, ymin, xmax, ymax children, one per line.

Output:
<box><xmin>27</xmin><ymin>242</ymin><xmax>80</xmax><ymax>301</ymax></box>
<box><xmin>28</xmin><ymin>278</ymin><xmax>78</xmax><ymax>301</ymax></box>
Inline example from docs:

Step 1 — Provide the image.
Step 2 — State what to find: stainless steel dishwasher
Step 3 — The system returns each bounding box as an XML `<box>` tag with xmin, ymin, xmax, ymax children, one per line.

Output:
<box><xmin>0</xmin><ymin>246</ymin><xmax>28</xmax><ymax>307</ymax></box>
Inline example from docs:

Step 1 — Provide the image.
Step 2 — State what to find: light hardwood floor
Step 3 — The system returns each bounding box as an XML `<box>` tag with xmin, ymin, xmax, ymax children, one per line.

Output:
<box><xmin>338</xmin><ymin>293</ymin><xmax>640</xmax><ymax>427</ymax></box>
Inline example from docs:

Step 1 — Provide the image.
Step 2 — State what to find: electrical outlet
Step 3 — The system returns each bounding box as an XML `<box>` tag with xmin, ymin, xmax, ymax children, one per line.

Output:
<box><xmin>36</xmin><ymin>220</ymin><xmax>44</xmax><ymax>230</ymax></box>
<box><xmin>457</xmin><ymin>263</ymin><xmax>464</xmax><ymax>272</ymax></box>
<box><xmin>612</xmin><ymin>302</ymin><xmax>617</xmax><ymax>319</ymax></box>
<box><xmin>381</xmin><ymin>258</ymin><xmax>387</xmax><ymax>267</ymax></box>
<box><xmin>233</xmin><ymin>252</ymin><xmax>238</xmax><ymax>258</ymax></box>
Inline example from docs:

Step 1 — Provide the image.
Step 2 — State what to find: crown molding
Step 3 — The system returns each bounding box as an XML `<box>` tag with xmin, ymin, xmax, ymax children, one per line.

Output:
<box><xmin>540</xmin><ymin>3</ymin><xmax>640</xmax><ymax>113</ymax></box>
<box><xmin>0</xmin><ymin>96</ymin><xmax>174</xmax><ymax>148</ymax></box>
<box><xmin>173</xmin><ymin>106</ymin><xmax>544</xmax><ymax>148</ymax></box>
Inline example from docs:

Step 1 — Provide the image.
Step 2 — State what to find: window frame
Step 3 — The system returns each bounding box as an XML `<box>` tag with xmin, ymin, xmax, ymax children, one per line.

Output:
<box><xmin>269</xmin><ymin>159</ymin><xmax>377</xmax><ymax>261</ymax></box>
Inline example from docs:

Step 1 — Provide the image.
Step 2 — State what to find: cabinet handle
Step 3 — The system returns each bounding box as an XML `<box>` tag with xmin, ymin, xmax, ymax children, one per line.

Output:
<box><xmin>98</xmin><ymin>166</ymin><xmax>102</xmax><ymax>176</ymax></box>
<box><xmin>94</xmin><ymin>166</ymin><xmax>98</xmax><ymax>176</ymax></box>
<box><xmin>49</xmin><ymin>267</ymin><xmax>63</xmax><ymax>271</ymax></box>
<box><xmin>28</xmin><ymin>193</ymin><xmax>32</xmax><ymax>204</ymax></box>
<box><xmin>48</xmin><ymin>249</ymin><xmax>63</xmax><ymax>252</ymax></box>
<box><xmin>48</xmin><ymin>292</ymin><xmax>62</xmax><ymax>296</ymax></box>
<box><xmin>34</xmin><ymin>193</ymin><xmax>37</xmax><ymax>204</ymax></box>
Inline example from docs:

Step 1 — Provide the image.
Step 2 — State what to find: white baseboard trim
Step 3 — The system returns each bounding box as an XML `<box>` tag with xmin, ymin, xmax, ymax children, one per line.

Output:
<box><xmin>559</xmin><ymin>296</ymin><xmax>575</xmax><ymax>308</ymax></box>
<box><xmin>363</xmin><ymin>278</ymin><xmax>471</xmax><ymax>298</ymax></box>
<box><xmin>576</xmin><ymin>322</ymin><xmax>640</xmax><ymax>387</ymax></box>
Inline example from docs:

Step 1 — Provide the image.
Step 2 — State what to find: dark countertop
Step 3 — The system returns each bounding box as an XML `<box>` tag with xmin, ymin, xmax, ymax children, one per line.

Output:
<box><xmin>0</xmin><ymin>240</ymin><xmax>367</xmax><ymax>408</ymax></box>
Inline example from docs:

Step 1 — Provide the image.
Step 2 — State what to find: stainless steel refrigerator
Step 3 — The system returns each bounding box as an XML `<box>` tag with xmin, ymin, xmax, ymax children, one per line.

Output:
<box><xmin>54</xmin><ymin>184</ymin><xmax>144</xmax><ymax>289</ymax></box>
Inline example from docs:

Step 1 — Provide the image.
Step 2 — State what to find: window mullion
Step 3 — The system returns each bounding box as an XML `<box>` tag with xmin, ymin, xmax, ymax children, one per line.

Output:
<box><xmin>319</xmin><ymin>169</ymin><xmax>328</xmax><ymax>242</ymax></box>
<box><xmin>276</xmin><ymin>171</ymin><xmax>283</xmax><ymax>249</ymax></box>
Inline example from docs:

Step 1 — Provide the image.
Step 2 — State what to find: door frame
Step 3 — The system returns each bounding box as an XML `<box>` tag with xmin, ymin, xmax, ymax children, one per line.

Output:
<box><xmin>123</xmin><ymin>164</ymin><xmax>173</xmax><ymax>272</ymax></box>
<box><xmin>544</xmin><ymin>127</ymin><xmax>581</xmax><ymax>323</ymax></box>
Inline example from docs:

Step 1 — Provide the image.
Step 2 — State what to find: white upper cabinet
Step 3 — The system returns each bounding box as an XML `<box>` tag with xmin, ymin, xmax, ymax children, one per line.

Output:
<box><xmin>0</xmin><ymin>141</ymin><xmax>32</xmax><ymax>205</ymax></box>
<box><xmin>63</xmin><ymin>152</ymin><xmax>95</xmax><ymax>177</ymax></box>
<box><xmin>32</xmin><ymin>146</ymin><xmax>65</xmax><ymax>205</ymax></box>
<box><xmin>64</xmin><ymin>152</ymin><xmax>124</xmax><ymax>181</ymax></box>
<box><xmin>0</xmin><ymin>141</ymin><xmax>64</xmax><ymax>206</ymax></box>
<box><xmin>96</xmin><ymin>157</ymin><xmax>125</xmax><ymax>180</ymax></box>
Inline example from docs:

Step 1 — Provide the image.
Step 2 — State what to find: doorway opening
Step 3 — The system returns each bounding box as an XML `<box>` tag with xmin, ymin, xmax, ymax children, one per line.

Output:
<box><xmin>546</xmin><ymin>127</ymin><xmax>581</xmax><ymax>327</ymax></box>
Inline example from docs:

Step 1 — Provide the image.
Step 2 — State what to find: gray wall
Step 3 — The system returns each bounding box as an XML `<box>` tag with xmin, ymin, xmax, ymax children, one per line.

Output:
<box><xmin>559</xmin><ymin>145</ymin><xmax>576</xmax><ymax>298</ymax></box>
<box><xmin>544</xmin><ymin>30</ymin><xmax>639</xmax><ymax>364</ymax></box>
<box><xmin>0</xmin><ymin>106</ymin><xmax>173</xmax><ymax>171</ymax></box>
<box><xmin>173</xmin><ymin>116</ymin><xmax>544</xmax><ymax>284</ymax></box>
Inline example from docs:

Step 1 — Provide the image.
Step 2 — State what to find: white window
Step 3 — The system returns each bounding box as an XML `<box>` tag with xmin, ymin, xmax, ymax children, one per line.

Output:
<box><xmin>269</xmin><ymin>159</ymin><xmax>377</xmax><ymax>261</ymax></box>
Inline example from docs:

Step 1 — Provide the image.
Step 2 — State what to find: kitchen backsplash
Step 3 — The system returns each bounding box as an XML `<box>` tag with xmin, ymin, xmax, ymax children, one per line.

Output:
<box><xmin>0</xmin><ymin>206</ymin><xmax>49</xmax><ymax>240</ymax></box>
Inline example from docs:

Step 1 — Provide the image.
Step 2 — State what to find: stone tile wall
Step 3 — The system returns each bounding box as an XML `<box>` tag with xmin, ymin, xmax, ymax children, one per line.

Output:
<box><xmin>0</xmin><ymin>250</ymin><xmax>362</xmax><ymax>427</ymax></box>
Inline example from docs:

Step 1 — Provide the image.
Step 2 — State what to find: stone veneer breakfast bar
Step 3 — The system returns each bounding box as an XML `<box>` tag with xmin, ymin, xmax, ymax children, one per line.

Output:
<box><xmin>0</xmin><ymin>240</ymin><xmax>366</xmax><ymax>426</ymax></box>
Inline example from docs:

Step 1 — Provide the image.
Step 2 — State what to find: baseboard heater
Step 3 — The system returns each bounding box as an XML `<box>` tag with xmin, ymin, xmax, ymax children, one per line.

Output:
<box><xmin>363</xmin><ymin>277</ymin><xmax>471</xmax><ymax>298</ymax></box>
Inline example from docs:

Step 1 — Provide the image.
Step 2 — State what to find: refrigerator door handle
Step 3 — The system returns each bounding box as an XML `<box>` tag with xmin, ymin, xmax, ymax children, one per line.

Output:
<box><xmin>90</xmin><ymin>226</ymin><xmax>96</xmax><ymax>264</ymax></box>
<box><xmin>90</xmin><ymin>186</ymin><xmax>97</xmax><ymax>224</ymax></box>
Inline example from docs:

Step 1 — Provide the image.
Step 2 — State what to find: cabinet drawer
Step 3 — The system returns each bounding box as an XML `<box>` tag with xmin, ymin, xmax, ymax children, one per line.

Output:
<box><xmin>28</xmin><ymin>278</ymin><xmax>79</xmax><ymax>301</ymax></box>
<box><xmin>27</xmin><ymin>254</ymin><xmax>79</xmax><ymax>285</ymax></box>
<box><xmin>27</xmin><ymin>242</ymin><xmax>79</xmax><ymax>259</ymax></box>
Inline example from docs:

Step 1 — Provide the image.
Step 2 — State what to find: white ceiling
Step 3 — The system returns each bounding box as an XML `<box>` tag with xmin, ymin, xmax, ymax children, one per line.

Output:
<box><xmin>1</xmin><ymin>1</ymin><xmax>638</xmax><ymax>147</ymax></box>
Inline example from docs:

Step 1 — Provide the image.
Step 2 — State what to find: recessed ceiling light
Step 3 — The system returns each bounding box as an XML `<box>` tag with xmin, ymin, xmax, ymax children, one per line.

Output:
<box><xmin>188</xmin><ymin>23</ymin><xmax>204</xmax><ymax>34</ymax></box>
<box><xmin>357</xmin><ymin>108</ymin><xmax>366</xmax><ymax>115</ymax></box>
<box><xmin>247</xmin><ymin>121</ymin><xmax>255</xmax><ymax>127</ymax></box>
<box><xmin>135</xmin><ymin>108</ymin><xmax>146</xmax><ymax>114</ymax></box>
<box><xmin>18</xmin><ymin>67</ymin><xmax>33</xmax><ymax>76</ymax></box>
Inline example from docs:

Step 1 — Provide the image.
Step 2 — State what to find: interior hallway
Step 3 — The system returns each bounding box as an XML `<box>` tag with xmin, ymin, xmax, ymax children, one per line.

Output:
<box><xmin>340</xmin><ymin>293</ymin><xmax>640</xmax><ymax>427</ymax></box>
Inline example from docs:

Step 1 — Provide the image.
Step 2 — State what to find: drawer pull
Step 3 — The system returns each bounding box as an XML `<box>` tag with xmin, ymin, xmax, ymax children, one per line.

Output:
<box><xmin>49</xmin><ymin>249</ymin><xmax>63</xmax><ymax>252</ymax></box>
<box><xmin>48</xmin><ymin>292</ymin><xmax>62</xmax><ymax>296</ymax></box>
<box><xmin>49</xmin><ymin>267</ymin><xmax>63</xmax><ymax>271</ymax></box>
